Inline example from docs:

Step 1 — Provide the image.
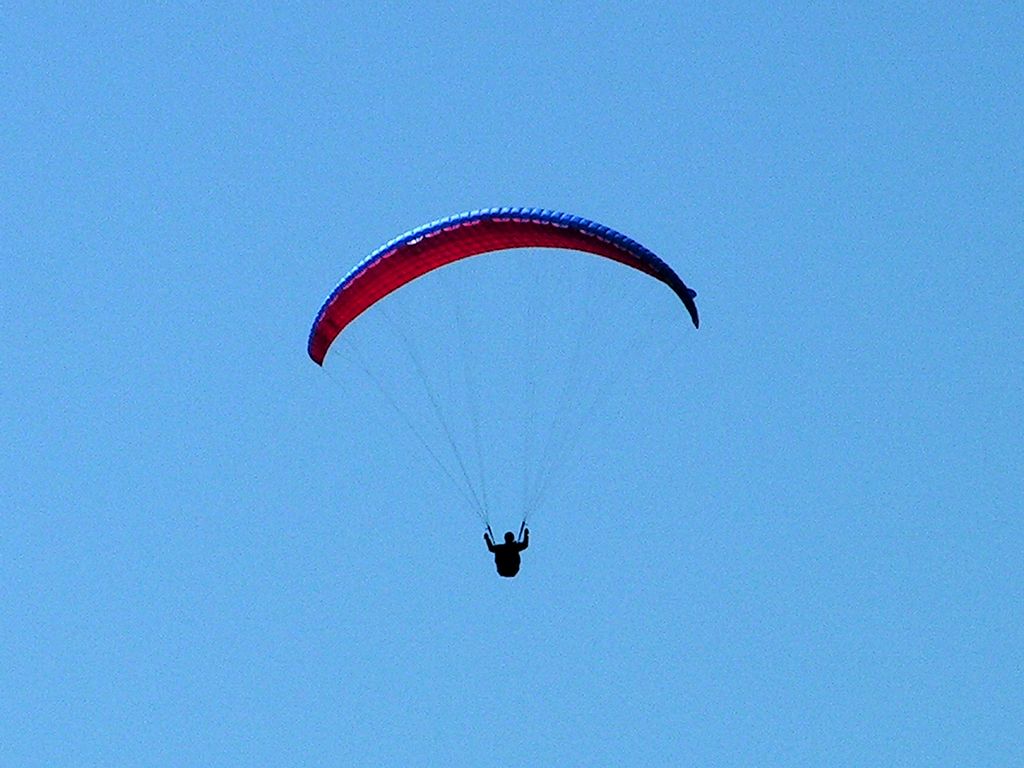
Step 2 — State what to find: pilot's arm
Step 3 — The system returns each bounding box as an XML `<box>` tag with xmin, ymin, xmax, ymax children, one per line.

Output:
<box><xmin>519</xmin><ymin>528</ymin><xmax>529</xmax><ymax>551</ymax></box>
<box><xmin>484</xmin><ymin>532</ymin><xmax>495</xmax><ymax>552</ymax></box>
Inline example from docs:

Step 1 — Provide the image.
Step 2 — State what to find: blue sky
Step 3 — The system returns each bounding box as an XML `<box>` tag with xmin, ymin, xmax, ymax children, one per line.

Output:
<box><xmin>3</xmin><ymin>3</ymin><xmax>1022</xmax><ymax>766</ymax></box>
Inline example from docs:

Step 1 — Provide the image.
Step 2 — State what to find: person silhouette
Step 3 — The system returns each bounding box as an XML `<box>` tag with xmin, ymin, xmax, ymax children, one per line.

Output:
<box><xmin>484</xmin><ymin>528</ymin><xmax>529</xmax><ymax>577</ymax></box>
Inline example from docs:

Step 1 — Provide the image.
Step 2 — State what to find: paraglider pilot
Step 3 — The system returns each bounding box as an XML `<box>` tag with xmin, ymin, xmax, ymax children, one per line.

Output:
<box><xmin>484</xmin><ymin>527</ymin><xmax>529</xmax><ymax>578</ymax></box>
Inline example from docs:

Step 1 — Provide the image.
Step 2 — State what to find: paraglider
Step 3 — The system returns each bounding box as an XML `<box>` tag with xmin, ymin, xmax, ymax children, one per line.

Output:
<box><xmin>484</xmin><ymin>525</ymin><xmax>529</xmax><ymax>578</ymax></box>
<box><xmin>308</xmin><ymin>208</ymin><xmax>700</xmax><ymax>577</ymax></box>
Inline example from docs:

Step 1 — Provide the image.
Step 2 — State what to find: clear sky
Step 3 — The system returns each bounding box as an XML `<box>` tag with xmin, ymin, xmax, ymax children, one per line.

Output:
<box><xmin>3</xmin><ymin>3</ymin><xmax>1022</xmax><ymax>766</ymax></box>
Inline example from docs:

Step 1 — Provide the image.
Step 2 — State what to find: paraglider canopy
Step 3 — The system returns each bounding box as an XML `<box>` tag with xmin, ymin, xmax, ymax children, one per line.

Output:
<box><xmin>308</xmin><ymin>207</ymin><xmax>698</xmax><ymax>365</ymax></box>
